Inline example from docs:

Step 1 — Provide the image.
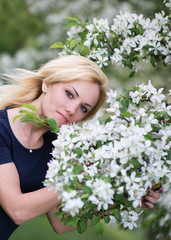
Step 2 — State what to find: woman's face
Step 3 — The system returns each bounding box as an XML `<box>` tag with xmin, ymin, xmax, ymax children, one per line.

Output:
<box><xmin>41</xmin><ymin>80</ymin><xmax>100</xmax><ymax>127</ymax></box>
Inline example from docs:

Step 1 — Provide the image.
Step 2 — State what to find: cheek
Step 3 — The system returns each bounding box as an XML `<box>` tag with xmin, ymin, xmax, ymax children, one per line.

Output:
<box><xmin>47</xmin><ymin>89</ymin><xmax>61</xmax><ymax>106</ymax></box>
<box><xmin>70</xmin><ymin>111</ymin><xmax>85</xmax><ymax>123</ymax></box>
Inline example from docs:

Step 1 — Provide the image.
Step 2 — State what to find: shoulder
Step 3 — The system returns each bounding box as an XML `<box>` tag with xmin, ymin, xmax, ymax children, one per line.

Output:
<box><xmin>0</xmin><ymin>108</ymin><xmax>9</xmax><ymax>133</ymax></box>
<box><xmin>0</xmin><ymin>108</ymin><xmax>12</xmax><ymax>145</ymax></box>
<box><xmin>0</xmin><ymin>108</ymin><xmax>8</xmax><ymax>120</ymax></box>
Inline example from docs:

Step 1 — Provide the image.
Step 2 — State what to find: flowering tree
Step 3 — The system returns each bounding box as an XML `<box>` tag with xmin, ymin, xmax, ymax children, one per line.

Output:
<box><xmin>51</xmin><ymin>2</ymin><xmax>171</xmax><ymax>77</ymax></box>
<box><xmin>43</xmin><ymin>0</ymin><xmax>171</xmax><ymax>238</ymax></box>
<box><xmin>44</xmin><ymin>81</ymin><xmax>171</xmax><ymax>236</ymax></box>
<box><xmin>14</xmin><ymin>0</ymin><xmax>171</xmax><ymax>238</ymax></box>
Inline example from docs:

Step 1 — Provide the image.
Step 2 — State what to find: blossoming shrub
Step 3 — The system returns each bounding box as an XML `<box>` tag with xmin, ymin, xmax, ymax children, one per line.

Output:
<box><xmin>50</xmin><ymin>9</ymin><xmax>171</xmax><ymax>76</ymax></box>
<box><xmin>44</xmin><ymin>81</ymin><xmax>171</xmax><ymax>234</ymax></box>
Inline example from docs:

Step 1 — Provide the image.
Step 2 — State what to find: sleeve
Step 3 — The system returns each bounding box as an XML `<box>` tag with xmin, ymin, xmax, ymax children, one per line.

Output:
<box><xmin>0</xmin><ymin>135</ymin><xmax>13</xmax><ymax>164</ymax></box>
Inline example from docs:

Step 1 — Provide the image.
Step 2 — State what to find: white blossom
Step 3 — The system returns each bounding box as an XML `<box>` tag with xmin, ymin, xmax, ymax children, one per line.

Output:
<box><xmin>62</xmin><ymin>198</ymin><xmax>84</xmax><ymax>217</ymax></box>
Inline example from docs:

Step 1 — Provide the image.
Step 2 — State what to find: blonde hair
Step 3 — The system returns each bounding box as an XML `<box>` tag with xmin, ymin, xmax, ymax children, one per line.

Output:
<box><xmin>0</xmin><ymin>55</ymin><xmax>108</xmax><ymax>120</ymax></box>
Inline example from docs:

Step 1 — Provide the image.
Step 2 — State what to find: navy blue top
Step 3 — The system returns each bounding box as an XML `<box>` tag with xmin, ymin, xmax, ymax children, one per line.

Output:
<box><xmin>0</xmin><ymin>108</ymin><xmax>57</xmax><ymax>239</ymax></box>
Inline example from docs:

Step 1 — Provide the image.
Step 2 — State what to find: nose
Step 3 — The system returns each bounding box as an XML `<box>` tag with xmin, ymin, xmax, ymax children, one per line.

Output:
<box><xmin>65</xmin><ymin>102</ymin><xmax>78</xmax><ymax>115</ymax></box>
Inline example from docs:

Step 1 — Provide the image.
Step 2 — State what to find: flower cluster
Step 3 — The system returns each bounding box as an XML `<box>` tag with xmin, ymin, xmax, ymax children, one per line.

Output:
<box><xmin>44</xmin><ymin>81</ymin><xmax>171</xmax><ymax>234</ymax></box>
<box><xmin>51</xmin><ymin>8</ymin><xmax>171</xmax><ymax>72</ymax></box>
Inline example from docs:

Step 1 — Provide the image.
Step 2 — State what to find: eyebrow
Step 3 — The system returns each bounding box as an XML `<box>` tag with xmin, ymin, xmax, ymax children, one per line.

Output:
<box><xmin>67</xmin><ymin>85</ymin><xmax>93</xmax><ymax>109</ymax></box>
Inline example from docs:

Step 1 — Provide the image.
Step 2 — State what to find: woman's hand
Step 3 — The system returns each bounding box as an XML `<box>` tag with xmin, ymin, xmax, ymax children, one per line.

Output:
<box><xmin>141</xmin><ymin>187</ymin><xmax>163</xmax><ymax>209</ymax></box>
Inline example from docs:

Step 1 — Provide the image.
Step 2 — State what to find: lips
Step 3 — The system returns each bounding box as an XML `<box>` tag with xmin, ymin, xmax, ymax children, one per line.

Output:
<box><xmin>57</xmin><ymin>111</ymin><xmax>68</xmax><ymax>123</ymax></box>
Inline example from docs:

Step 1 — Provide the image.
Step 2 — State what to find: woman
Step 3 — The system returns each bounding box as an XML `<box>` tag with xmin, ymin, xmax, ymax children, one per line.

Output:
<box><xmin>0</xmin><ymin>55</ymin><xmax>162</xmax><ymax>239</ymax></box>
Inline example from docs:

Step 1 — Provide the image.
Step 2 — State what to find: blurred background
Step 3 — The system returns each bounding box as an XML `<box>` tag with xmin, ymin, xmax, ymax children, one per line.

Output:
<box><xmin>0</xmin><ymin>0</ymin><xmax>170</xmax><ymax>90</ymax></box>
<box><xmin>0</xmin><ymin>0</ymin><xmax>170</xmax><ymax>239</ymax></box>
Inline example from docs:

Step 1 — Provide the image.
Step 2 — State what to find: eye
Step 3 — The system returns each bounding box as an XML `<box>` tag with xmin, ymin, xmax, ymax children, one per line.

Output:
<box><xmin>81</xmin><ymin>105</ymin><xmax>88</xmax><ymax>113</ymax></box>
<box><xmin>66</xmin><ymin>90</ymin><xmax>74</xmax><ymax>99</ymax></box>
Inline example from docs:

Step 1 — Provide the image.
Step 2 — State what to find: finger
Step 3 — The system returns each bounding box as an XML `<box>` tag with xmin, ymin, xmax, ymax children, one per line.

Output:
<box><xmin>147</xmin><ymin>189</ymin><xmax>160</xmax><ymax>199</ymax></box>
<box><xmin>140</xmin><ymin>201</ymin><xmax>149</xmax><ymax>208</ymax></box>
<box><xmin>144</xmin><ymin>195</ymin><xmax>158</xmax><ymax>204</ymax></box>
<box><xmin>143</xmin><ymin>200</ymin><xmax>154</xmax><ymax>209</ymax></box>
<box><xmin>158</xmin><ymin>187</ymin><xmax>164</xmax><ymax>193</ymax></box>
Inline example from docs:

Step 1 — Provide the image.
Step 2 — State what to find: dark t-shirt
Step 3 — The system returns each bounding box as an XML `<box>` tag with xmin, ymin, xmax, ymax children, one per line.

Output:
<box><xmin>0</xmin><ymin>108</ymin><xmax>57</xmax><ymax>239</ymax></box>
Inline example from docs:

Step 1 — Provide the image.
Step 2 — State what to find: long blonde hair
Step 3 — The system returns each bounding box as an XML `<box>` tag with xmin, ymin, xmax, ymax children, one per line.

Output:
<box><xmin>0</xmin><ymin>55</ymin><xmax>108</xmax><ymax>120</ymax></box>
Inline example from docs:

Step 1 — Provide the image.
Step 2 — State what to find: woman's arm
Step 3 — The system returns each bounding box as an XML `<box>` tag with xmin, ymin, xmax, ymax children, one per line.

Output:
<box><xmin>0</xmin><ymin>162</ymin><xmax>61</xmax><ymax>225</ymax></box>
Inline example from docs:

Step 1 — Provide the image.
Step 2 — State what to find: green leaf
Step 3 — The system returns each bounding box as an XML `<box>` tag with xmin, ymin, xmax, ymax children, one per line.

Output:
<box><xmin>129</xmin><ymin>71</ymin><xmax>135</xmax><ymax>78</ymax></box>
<box><xmin>19</xmin><ymin>109</ymin><xmax>33</xmax><ymax>114</ymax></box>
<box><xmin>83</xmin><ymin>174</ymin><xmax>91</xmax><ymax>180</ymax></box>
<box><xmin>86</xmin><ymin>203</ymin><xmax>97</xmax><ymax>212</ymax></box>
<box><xmin>82</xmin><ymin>185</ymin><xmax>92</xmax><ymax>194</ymax></box>
<box><xmin>77</xmin><ymin>217</ymin><xmax>87</xmax><ymax>234</ymax></box>
<box><xmin>21</xmin><ymin>104</ymin><xmax>38</xmax><ymax>112</ymax></box>
<box><xmin>73</xmin><ymin>165</ymin><xmax>84</xmax><ymax>174</ymax></box>
<box><xmin>13</xmin><ymin>114</ymin><xmax>23</xmax><ymax>123</ymax></box>
<box><xmin>33</xmin><ymin>121</ymin><xmax>44</xmax><ymax>127</ymax></box>
<box><xmin>70</xmin><ymin>133</ymin><xmax>77</xmax><ymax>139</ymax></box>
<box><xmin>67</xmin><ymin>215</ymin><xmax>79</xmax><ymax>227</ymax></box>
<box><xmin>64</xmin><ymin>16</ymin><xmax>82</xmax><ymax>22</ymax></box>
<box><xmin>81</xmin><ymin>193</ymin><xmax>89</xmax><ymax>199</ymax></box>
<box><xmin>123</xmin><ymin>59</ymin><xmax>132</xmax><ymax>69</ymax></box>
<box><xmin>124</xmin><ymin>200</ymin><xmax>133</xmax><ymax>208</ymax></box>
<box><xmin>79</xmin><ymin>29</ymin><xmax>89</xmax><ymax>40</ymax></box>
<box><xmin>91</xmin><ymin>216</ymin><xmax>100</xmax><ymax>227</ymax></box>
<box><xmin>63</xmin><ymin>21</ymin><xmax>80</xmax><ymax>31</ymax></box>
<box><xmin>96</xmin><ymin>222</ymin><xmax>104</xmax><ymax>235</ymax></box>
<box><xmin>129</xmin><ymin>52</ymin><xmax>136</xmax><ymax>61</ymax></box>
<box><xmin>130</xmin><ymin>158</ymin><xmax>141</xmax><ymax>168</ymax></box>
<box><xmin>70</xmin><ymin>39</ymin><xmax>78</xmax><ymax>49</ymax></box>
<box><xmin>166</xmin><ymin>150</ymin><xmax>171</xmax><ymax>160</ymax></box>
<box><xmin>47</xmin><ymin>118</ymin><xmax>58</xmax><ymax>133</ymax></box>
<box><xmin>150</xmin><ymin>55</ymin><xmax>156</xmax><ymax>67</ymax></box>
<box><xmin>104</xmin><ymin>216</ymin><xmax>110</xmax><ymax>224</ymax></box>
<box><xmin>163</xmin><ymin>175</ymin><xmax>167</xmax><ymax>184</ymax></box>
<box><xmin>20</xmin><ymin>115</ymin><xmax>36</xmax><ymax>122</ymax></box>
<box><xmin>80</xmin><ymin>45</ymin><xmax>90</xmax><ymax>56</ymax></box>
<box><xmin>121</xmin><ymin>99</ymin><xmax>129</xmax><ymax>108</ymax></box>
<box><xmin>50</xmin><ymin>41</ymin><xmax>65</xmax><ymax>49</ymax></box>
<box><xmin>111</xmin><ymin>209</ymin><xmax>120</xmax><ymax>221</ymax></box>
<box><xmin>54</xmin><ymin>208</ymin><xmax>64</xmax><ymax>218</ymax></box>
<box><xmin>61</xmin><ymin>216</ymin><xmax>68</xmax><ymax>226</ymax></box>
<box><xmin>138</xmin><ymin>24</ymin><xmax>143</xmax><ymax>35</ymax></box>
<box><xmin>145</xmin><ymin>133</ymin><xmax>153</xmax><ymax>141</ymax></box>
<box><xmin>73</xmin><ymin>147</ymin><xmax>83</xmax><ymax>158</ymax></box>
<box><xmin>115</xmin><ymin>194</ymin><xmax>125</xmax><ymax>204</ymax></box>
<box><xmin>85</xmin><ymin>212</ymin><xmax>93</xmax><ymax>220</ymax></box>
<box><xmin>96</xmin><ymin>140</ymin><xmax>102</xmax><ymax>148</ymax></box>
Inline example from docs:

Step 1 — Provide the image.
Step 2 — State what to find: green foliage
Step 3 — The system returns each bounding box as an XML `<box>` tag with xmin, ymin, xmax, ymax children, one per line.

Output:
<box><xmin>91</xmin><ymin>216</ymin><xmax>100</xmax><ymax>227</ymax></box>
<box><xmin>0</xmin><ymin>0</ymin><xmax>47</xmax><ymax>55</ymax></box>
<box><xmin>13</xmin><ymin>104</ymin><xmax>59</xmax><ymax>133</ymax></box>
<box><xmin>73</xmin><ymin>148</ymin><xmax>83</xmax><ymax>158</ymax></box>
<box><xmin>50</xmin><ymin>42</ymin><xmax>65</xmax><ymax>49</ymax></box>
<box><xmin>67</xmin><ymin>215</ymin><xmax>79</xmax><ymax>227</ymax></box>
<box><xmin>77</xmin><ymin>217</ymin><xmax>88</xmax><ymax>234</ymax></box>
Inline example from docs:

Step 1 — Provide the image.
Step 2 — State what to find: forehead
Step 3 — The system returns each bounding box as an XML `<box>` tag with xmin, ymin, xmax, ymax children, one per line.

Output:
<box><xmin>59</xmin><ymin>80</ymin><xmax>100</xmax><ymax>106</ymax></box>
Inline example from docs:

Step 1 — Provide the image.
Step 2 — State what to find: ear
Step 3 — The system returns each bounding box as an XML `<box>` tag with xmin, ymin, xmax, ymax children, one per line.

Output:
<box><xmin>42</xmin><ymin>82</ymin><xmax>48</xmax><ymax>93</ymax></box>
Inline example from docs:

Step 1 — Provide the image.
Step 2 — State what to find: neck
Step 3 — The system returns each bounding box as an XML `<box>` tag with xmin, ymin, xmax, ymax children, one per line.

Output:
<box><xmin>7</xmin><ymin>101</ymin><xmax>49</xmax><ymax>150</ymax></box>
